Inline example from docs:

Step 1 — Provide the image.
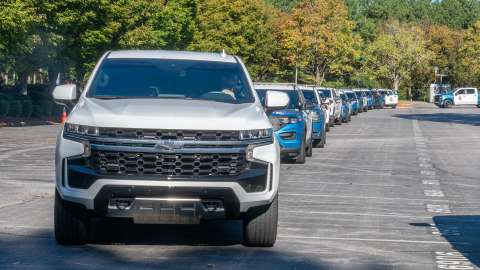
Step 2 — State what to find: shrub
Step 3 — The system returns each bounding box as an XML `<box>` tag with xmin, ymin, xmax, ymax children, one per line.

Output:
<box><xmin>0</xmin><ymin>100</ymin><xmax>9</xmax><ymax>117</ymax></box>
<box><xmin>40</xmin><ymin>100</ymin><xmax>53</xmax><ymax>117</ymax></box>
<box><xmin>22</xmin><ymin>100</ymin><xmax>33</xmax><ymax>118</ymax></box>
<box><xmin>8</xmin><ymin>100</ymin><xmax>23</xmax><ymax>117</ymax></box>
<box><xmin>32</xmin><ymin>105</ymin><xmax>44</xmax><ymax>118</ymax></box>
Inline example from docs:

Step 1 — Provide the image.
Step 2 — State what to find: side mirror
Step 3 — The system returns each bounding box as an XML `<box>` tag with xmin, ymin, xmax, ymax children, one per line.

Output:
<box><xmin>53</xmin><ymin>84</ymin><xmax>77</xmax><ymax>107</ymax></box>
<box><xmin>265</xmin><ymin>90</ymin><xmax>290</xmax><ymax>111</ymax></box>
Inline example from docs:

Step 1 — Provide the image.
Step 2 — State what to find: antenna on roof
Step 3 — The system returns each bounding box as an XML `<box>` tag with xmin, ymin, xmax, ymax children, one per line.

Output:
<box><xmin>221</xmin><ymin>49</ymin><xmax>227</xmax><ymax>58</ymax></box>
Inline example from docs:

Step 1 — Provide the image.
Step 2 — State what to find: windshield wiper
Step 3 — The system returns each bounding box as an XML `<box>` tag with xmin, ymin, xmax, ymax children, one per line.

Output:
<box><xmin>92</xmin><ymin>96</ymin><xmax>127</xmax><ymax>100</ymax></box>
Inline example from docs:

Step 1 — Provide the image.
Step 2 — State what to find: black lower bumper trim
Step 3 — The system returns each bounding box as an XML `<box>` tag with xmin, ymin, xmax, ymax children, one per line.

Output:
<box><xmin>93</xmin><ymin>185</ymin><xmax>241</xmax><ymax>219</ymax></box>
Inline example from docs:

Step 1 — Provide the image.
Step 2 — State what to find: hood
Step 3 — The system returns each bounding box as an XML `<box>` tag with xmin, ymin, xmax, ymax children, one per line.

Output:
<box><xmin>67</xmin><ymin>97</ymin><xmax>271</xmax><ymax>130</ymax></box>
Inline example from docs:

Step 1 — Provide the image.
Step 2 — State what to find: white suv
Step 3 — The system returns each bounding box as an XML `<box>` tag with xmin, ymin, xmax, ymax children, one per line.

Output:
<box><xmin>316</xmin><ymin>87</ymin><xmax>341</xmax><ymax>128</ymax></box>
<box><xmin>52</xmin><ymin>50</ymin><xmax>286</xmax><ymax>247</ymax></box>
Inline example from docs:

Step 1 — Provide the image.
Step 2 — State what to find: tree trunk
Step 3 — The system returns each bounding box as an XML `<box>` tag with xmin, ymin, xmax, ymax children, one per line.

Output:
<box><xmin>18</xmin><ymin>72</ymin><xmax>29</xmax><ymax>96</ymax></box>
<box><xmin>315</xmin><ymin>65</ymin><xmax>325</xmax><ymax>86</ymax></box>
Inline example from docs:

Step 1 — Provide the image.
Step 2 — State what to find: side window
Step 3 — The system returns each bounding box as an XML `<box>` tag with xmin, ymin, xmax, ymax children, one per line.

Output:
<box><xmin>466</xmin><ymin>89</ymin><xmax>475</xmax><ymax>95</ymax></box>
<box><xmin>455</xmin><ymin>89</ymin><xmax>466</xmax><ymax>95</ymax></box>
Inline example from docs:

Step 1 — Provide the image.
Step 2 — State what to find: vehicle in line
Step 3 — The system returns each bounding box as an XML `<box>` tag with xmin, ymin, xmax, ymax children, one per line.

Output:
<box><xmin>372</xmin><ymin>89</ymin><xmax>385</xmax><ymax>109</ymax></box>
<box><xmin>384</xmin><ymin>89</ymin><xmax>398</xmax><ymax>109</ymax></box>
<box><xmin>317</xmin><ymin>87</ymin><xmax>341</xmax><ymax>127</ymax></box>
<box><xmin>354</xmin><ymin>89</ymin><xmax>368</xmax><ymax>112</ymax></box>
<box><xmin>255</xmin><ymin>83</ymin><xmax>314</xmax><ymax>163</ymax></box>
<box><xmin>337</xmin><ymin>90</ymin><xmax>352</xmax><ymax>123</ymax></box>
<box><xmin>344</xmin><ymin>90</ymin><xmax>359</xmax><ymax>115</ymax></box>
<box><xmin>434</xmin><ymin>87</ymin><xmax>479</xmax><ymax>108</ymax></box>
<box><xmin>299</xmin><ymin>85</ymin><xmax>327</xmax><ymax>148</ymax></box>
<box><xmin>365</xmin><ymin>89</ymin><xmax>374</xmax><ymax>110</ymax></box>
<box><xmin>52</xmin><ymin>50</ymin><xmax>285</xmax><ymax>247</ymax></box>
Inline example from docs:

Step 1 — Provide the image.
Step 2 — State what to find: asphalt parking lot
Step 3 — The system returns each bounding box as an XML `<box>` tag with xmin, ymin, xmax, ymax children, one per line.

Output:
<box><xmin>1</xmin><ymin>103</ymin><xmax>480</xmax><ymax>270</ymax></box>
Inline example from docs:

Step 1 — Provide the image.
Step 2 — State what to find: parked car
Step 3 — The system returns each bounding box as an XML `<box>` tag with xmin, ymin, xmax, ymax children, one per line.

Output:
<box><xmin>317</xmin><ymin>87</ymin><xmax>341</xmax><ymax>127</ymax></box>
<box><xmin>384</xmin><ymin>89</ymin><xmax>398</xmax><ymax>108</ymax></box>
<box><xmin>337</xmin><ymin>90</ymin><xmax>352</xmax><ymax>123</ymax></box>
<box><xmin>365</xmin><ymin>89</ymin><xmax>374</xmax><ymax>110</ymax></box>
<box><xmin>52</xmin><ymin>50</ymin><xmax>285</xmax><ymax>247</ymax></box>
<box><xmin>299</xmin><ymin>85</ymin><xmax>327</xmax><ymax>148</ymax></box>
<box><xmin>434</xmin><ymin>87</ymin><xmax>479</xmax><ymax>108</ymax></box>
<box><xmin>372</xmin><ymin>89</ymin><xmax>385</xmax><ymax>109</ymax></box>
<box><xmin>344</xmin><ymin>90</ymin><xmax>359</xmax><ymax>115</ymax></box>
<box><xmin>354</xmin><ymin>89</ymin><xmax>368</xmax><ymax>112</ymax></box>
<box><xmin>255</xmin><ymin>83</ymin><xmax>314</xmax><ymax>163</ymax></box>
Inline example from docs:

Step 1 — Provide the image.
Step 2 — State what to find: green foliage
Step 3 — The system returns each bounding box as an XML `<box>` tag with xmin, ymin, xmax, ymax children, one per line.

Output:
<box><xmin>190</xmin><ymin>0</ymin><xmax>277</xmax><ymax>80</ymax></box>
<box><xmin>0</xmin><ymin>100</ymin><xmax>9</xmax><ymax>117</ymax></box>
<box><xmin>21</xmin><ymin>99</ymin><xmax>32</xmax><ymax>118</ymax></box>
<box><xmin>8</xmin><ymin>100</ymin><xmax>22</xmax><ymax>117</ymax></box>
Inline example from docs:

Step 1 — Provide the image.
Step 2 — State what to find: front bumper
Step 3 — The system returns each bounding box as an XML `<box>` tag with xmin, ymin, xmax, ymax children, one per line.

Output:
<box><xmin>55</xmin><ymin>132</ymin><xmax>280</xmax><ymax>214</ymax></box>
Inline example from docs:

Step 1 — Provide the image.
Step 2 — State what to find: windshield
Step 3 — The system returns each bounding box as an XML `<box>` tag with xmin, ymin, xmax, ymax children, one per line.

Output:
<box><xmin>87</xmin><ymin>58</ymin><xmax>254</xmax><ymax>104</ymax></box>
<box><xmin>256</xmin><ymin>89</ymin><xmax>302</xmax><ymax>109</ymax></box>
<box><xmin>317</xmin><ymin>89</ymin><xmax>332</xmax><ymax>98</ymax></box>
<box><xmin>301</xmin><ymin>90</ymin><xmax>318</xmax><ymax>104</ymax></box>
<box><xmin>346</xmin><ymin>92</ymin><xmax>356</xmax><ymax>100</ymax></box>
<box><xmin>340</xmin><ymin>94</ymin><xmax>348</xmax><ymax>101</ymax></box>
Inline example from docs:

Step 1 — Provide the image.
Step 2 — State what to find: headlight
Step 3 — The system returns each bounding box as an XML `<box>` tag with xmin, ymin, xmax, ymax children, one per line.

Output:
<box><xmin>239</xmin><ymin>128</ymin><xmax>273</xmax><ymax>140</ymax></box>
<box><xmin>274</xmin><ymin>116</ymin><xmax>299</xmax><ymax>125</ymax></box>
<box><xmin>64</xmin><ymin>123</ymin><xmax>99</xmax><ymax>136</ymax></box>
<box><xmin>311</xmin><ymin>111</ymin><xmax>320</xmax><ymax>121</ymax></box>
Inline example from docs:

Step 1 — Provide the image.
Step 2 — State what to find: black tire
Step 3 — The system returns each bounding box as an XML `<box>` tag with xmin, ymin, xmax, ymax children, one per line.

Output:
<box><xmin>325</xmin><ymin>122</ymin><xmax>330</xmax><ymax>132</ymax></box>
<box><xmin>306</xmin><ymin>136</ymin><xmax>313</xmax><ymax>157</ymax></box>
<box><xmin>392</xmin><ymin>105</ymin><xmax>397</xmax><ymax>109</ymax></box>
<box><xmin>243</xmin><ymin>194</ymin><xmax>278</xmax><ymax>247</ymax></box>
<box><xmin>318</xmin><ymin>127</ymin><xmax>326</xmax><ymax>148</ymax></box>
<box><xmin>296</xmin><ymin>138</ymin><xmax>306</xmax><ymax>164</ymax></box>
<box><xmin>336</xmin><ymin>118</ymin><xmax>342</xmax><ymax>125</ymax></box>
<box><xmin>55</xmin><ymin>190</ymin><xmax>89</xmax><ymax>245</ymax></box>
<box><xmin>444</xmin><ymin>100</ymin><xmax>452</xmax><ymax>108</ymax></box>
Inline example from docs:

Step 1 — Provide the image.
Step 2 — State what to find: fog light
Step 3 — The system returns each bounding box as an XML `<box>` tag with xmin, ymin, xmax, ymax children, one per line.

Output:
<box><xmin>246</xmin><ymin>144</ymin><xmax>255</xmax><ymax>161</ymax></box>
<box><xmin>82</xmin><ymin>141</ymin><xmax>91</xmax><ymax>157</ymax></box>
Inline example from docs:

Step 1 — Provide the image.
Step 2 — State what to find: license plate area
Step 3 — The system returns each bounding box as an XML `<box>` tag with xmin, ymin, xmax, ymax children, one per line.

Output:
<box><xmin>108</xmin><ymin>198</ymin><xmax>202</xmax><ymax>224</ymax></box>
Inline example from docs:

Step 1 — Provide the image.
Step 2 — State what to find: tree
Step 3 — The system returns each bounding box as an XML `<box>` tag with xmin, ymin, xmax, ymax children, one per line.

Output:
<box><xmin>278</xmin><ymin>0</ymin><xmax>361</xmax><ymax>85</ymax></box>
<box><xmin>190</xmin><ymin>0</ymin><xmax>278</xmax><ymax>80</ymax></box>
<box><xmin>455</xmin><ymin>20</ymin><xmax>480</xmax><ymax>86</ymax></box>
<box><xmin>363</xmin><ymin>21</ymin><xmax>433</xmax><ymax>94</ymax></box>
<box><xmin>0</xmin><ymin>0</ymin><xmax>44</xmax><ymax>93</ymax></box>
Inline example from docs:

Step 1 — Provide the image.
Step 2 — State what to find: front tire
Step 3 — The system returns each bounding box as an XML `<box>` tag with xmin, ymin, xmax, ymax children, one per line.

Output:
<box><xmin>54</xmin><ymin>190</ymin><xmax>89</xmax><ymax>245</ymax></box>
<box><xmin>243</xmin><ymin>194</ymin><xmax>278</xmax><ymax>247</ymax></box>
<box><xmin>444</xmin><ymin>100</ymin><xmax>452</xmax><ymax>108</ymax></box>
<box><xmin>296</xmin><ymin>138</ymin><xmax>306</xmax><ymax>164</ymax></box>
<box><xmin>306</xmin><ymin>137</ymin><xmax>313</xmax><ymax>157</ymax></box>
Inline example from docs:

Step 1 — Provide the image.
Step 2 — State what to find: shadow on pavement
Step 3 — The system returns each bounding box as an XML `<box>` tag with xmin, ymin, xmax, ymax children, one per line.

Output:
<box><xmin>433</xmin><ymin>215</ymin><xmax>480</xmax><ymax>267</ymax></box>
<box><xmin>0</xmin><ymin>227</ymin><xmax>329</xmax><ymax>270</ymax></box>
<box><xmin>393</xmin><ymin>113</ymin><xmax>480</xmax><ymax>126</ymax></box>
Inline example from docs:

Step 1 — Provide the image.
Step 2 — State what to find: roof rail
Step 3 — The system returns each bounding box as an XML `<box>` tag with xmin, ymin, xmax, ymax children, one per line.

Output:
<box><xmin>253</xmin><ymin>82</ymin><xmax>296</xmax><ymax>86</ymax></box>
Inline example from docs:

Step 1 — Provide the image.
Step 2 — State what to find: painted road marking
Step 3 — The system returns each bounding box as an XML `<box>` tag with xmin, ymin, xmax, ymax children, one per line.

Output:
<box><xmin>423</xmin><ymin>180</ymin><xmax>440</xmax><ymax>185</ymax></box>
<box><xmin>430</xmin><ymin>224</ymin><xmax>460</xmax><ymax>236</ymax></box>
<box><xmin>425</xmin><ymin>190</ymin><xmax>445</xmax><ymax>197</ymax></box>
<box><xmin>427</xmin><ymin>204</ymin><xmax>451</xmax><ymax>213</ymax></box>
<box><xmin>420</xmin><ymin>163</ymin><xmax>434</xmax><ymax>168</ymax></box>
<box><xmin>435</xmin><ymin>252</ymin><xmax>473</xmax><ymax>269</ymax></box>
<box><xmin>277</xmin><ymin>235</ymin><xmax>471</xmax><ymax>245</ymax></box>
<box><xmin>421</xmin><ymin>170</ymin><xmax>437</xmax><ymax>176</ymax></box>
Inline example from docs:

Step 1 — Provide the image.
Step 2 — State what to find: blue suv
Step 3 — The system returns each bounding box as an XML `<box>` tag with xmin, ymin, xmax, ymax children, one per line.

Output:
<box><xmin>255</xmin><ymin>83</ymin><xmax>314</xmax><ymax>164</ymax></box>
<box><xmin>299</xmin><ymin>85</ymin><xmax>327</xmax><ymax>148</ymax></box>
<box><xmin>344</xmin><ymin>90</ymin><xmax>359</xmax><ymax>115</ymax></box>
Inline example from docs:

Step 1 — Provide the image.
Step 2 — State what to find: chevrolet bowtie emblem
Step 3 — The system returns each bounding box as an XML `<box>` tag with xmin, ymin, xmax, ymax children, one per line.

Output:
<box><xmin>154</xmin><ymin>140</ymin><xmax>184</xmax><ymax>151</ymax></box>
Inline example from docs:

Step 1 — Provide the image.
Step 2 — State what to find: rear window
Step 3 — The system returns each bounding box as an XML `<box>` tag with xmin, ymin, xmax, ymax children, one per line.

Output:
<box><xmin>88</xmin><ymin>58</ymin><xmax>254</xmax><ymax>104</ymax></box>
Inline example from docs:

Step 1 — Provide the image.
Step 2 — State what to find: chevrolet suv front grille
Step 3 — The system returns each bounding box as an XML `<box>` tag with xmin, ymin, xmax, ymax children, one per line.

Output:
<box><xmin>98</xmin><ymin>128</ymin><xmax>240</xmax><ymax>141</ymax></box>
<box><xmin>89</xmin><ymin>150</ymin><xmax>247</xmax><ymax>176</ymax></box>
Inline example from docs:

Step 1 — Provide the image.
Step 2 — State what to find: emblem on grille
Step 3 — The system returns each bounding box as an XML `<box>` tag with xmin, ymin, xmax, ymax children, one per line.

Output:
<box><xmin>154</xmin><ymin>140</ymin><xmax>184</xmax><ymax>151</ymax></box>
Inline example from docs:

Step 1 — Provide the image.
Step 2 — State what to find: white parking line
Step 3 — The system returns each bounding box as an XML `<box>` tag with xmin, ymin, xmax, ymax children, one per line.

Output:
<box><xmin>281</xmin><ymin>193</ymin><xmax>450</xmax><ymax>202</ymax></box>
<box><xmin>424</xmin><ymin>190</ymin><xmax>445</xmax><ymax>197</ymax></box>
<box><xmin>278</xmin><ymin>235</ymin><xmax>470</xmax><ymax>245</ymax></box>
<box><xmin>423</xmin><ymin>180</ymin><xmax>440</xmax><ymax>185</ymax></box>
<box><xmin>426</xmin><ymin>204</ymin><xmax>451</xmax><ymax>213</ymax></box>
<box><xmin>434</xmin><ymin>252</ymin><xmax>474</xmax><ymax>269</ymax></box>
